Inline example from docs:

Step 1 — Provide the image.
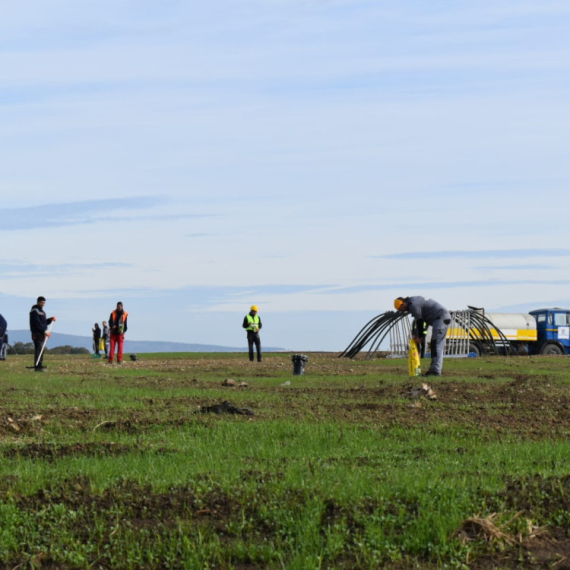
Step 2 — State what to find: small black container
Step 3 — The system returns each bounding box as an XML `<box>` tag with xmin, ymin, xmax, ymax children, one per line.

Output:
<box><xmin>291</xmin><ymin>354</ymin><xmax>308</xmax><ymax>376</ymax></box>
<box><xmin>130</xmin><ymin>354</ymin><xmax>137</xmax><ymax>362</ymax></box>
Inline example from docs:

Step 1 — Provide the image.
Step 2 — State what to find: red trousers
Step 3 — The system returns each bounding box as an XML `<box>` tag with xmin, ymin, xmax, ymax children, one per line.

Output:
<box><xmin>109</xmin><ymin>332</ymin><xmax>125</xmax><ymax>363</ymax></box>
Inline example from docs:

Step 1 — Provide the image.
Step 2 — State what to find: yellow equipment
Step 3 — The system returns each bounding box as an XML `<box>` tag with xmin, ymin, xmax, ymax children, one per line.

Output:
<box><xmin>408</xmin><ymin>338</ymin><xmax>421</xmax><ymax>376</ymax></box>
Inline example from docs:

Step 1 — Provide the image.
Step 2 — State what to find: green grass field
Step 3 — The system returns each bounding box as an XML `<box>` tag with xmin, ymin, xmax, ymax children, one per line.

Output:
<box><xmin>1</xmin><ymin>352</ymin><xmax>570</xmax><ymax>569</ymax></box>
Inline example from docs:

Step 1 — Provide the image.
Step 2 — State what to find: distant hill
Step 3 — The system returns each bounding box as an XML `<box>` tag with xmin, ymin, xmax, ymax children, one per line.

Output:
<box><xmin>8</xmin><ymin>330</ymin><xmax>284</xmax><ymax>353</ymax></box>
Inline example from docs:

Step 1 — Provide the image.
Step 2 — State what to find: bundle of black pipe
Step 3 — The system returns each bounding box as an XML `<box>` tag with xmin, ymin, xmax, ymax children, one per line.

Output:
<box><xmin>339</xmin><ymin>309</ymin><xmax>511</xmax><ymax>359</ymax></box>
<box><xmin>454</xmin><ymin>309</ymin><xmax>512</xmax><ymax>355</ymax></box>
<box><xmin>338</xmin><ymin>311</ymin><xmax>407</xmax><ymax>359</ymax></box>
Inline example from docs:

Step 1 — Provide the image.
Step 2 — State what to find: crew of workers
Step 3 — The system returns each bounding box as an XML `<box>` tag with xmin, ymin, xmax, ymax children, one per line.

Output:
<box><xmin>7</xmin><ymin>295</ymin><xmax>454</xmax><ymax>376</ymax></box>
<box><xmin>19</xmin><ymin>299</ymin><xmax>264</xmax><ymax>368</ymax></box>
<box><xmin>23</xmin><ymin>297</ymin><xmax>127</xmax><ymax>369</ymax></box>
<box><xmin>92</xmin><ymin>321</ymin><xmax>110</xmax><ymax>358</ymax></box>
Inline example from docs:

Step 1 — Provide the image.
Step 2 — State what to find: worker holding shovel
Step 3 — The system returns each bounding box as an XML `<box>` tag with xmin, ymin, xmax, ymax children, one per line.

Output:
<box><xmin>29</xmin><ymin>296</ymin><xmax>57</xmax><ymax>372</ymax></box>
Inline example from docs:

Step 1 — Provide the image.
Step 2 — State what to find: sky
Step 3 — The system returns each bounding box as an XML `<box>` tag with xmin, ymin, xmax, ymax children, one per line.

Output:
<box><xmin>1</xmin><ymin>0</ymin><xmax>569</xmax><ymax>351</ymax></box>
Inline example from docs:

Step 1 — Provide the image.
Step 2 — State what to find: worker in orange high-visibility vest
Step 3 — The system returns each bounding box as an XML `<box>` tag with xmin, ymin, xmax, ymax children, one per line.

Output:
<box><xmin>108</xmin><ymin>301</ymin><xmax>128</xmax><ymax>365</ymax></box>
<box><xmin>242</xmin><ymin>305</ymin><xmax>262</xmax><ymax>362</ymax></box>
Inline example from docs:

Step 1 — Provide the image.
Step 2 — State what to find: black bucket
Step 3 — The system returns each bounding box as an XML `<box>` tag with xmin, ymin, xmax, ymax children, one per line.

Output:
<box><xmin>291</xmin><ymin>354</ymin><xmax>308</xmax><ymax>376</ymax></box>
<box><xmin>130</xmin><ymin>354</ymin><xmax>137</xmax><ymax>362</ymax></box>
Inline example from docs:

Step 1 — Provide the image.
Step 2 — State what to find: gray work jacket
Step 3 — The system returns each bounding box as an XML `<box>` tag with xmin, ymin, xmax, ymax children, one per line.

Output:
<box><xmin>407</xmin><ymin>296</ymin><xmax>450</xmax><ymax>326</ymax></box>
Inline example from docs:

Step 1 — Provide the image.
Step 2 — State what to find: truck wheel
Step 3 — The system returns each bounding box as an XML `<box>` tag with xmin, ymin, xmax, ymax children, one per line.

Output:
<box><xmin>468</xmin><ymin>342</ymin><xmax>481</xmax><ymax>357</ymax></box>
<box><xmin>540</xmin><ymin>343</ymin><xmax>564</xmax><ymax>356</ymax></box>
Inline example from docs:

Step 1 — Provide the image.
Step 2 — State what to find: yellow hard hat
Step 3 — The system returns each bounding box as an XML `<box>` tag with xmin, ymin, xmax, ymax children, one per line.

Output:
<box><xmin>251</xmin><ymin>305</ymin><xmax>259</xmax><ymax>312</ymax></box>
<box><xmin>394</xmin><ymin>298</ymin><xmax>404</xmax><ymax>311</ymax></box>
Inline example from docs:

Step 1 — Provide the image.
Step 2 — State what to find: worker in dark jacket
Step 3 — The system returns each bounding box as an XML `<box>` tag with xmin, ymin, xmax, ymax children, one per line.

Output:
<box><xmin>412</xmin><ymin>319</ymin><xmax>428</xmax><ymax>358</ymax></box>
<box><xmin>92</xmin><ymin>323</ymin><xmax>101</xmax><ymax>356</ymax></box>
<box><xmin>0</xmin><ymin>331</ymin><xmax>7</xmax><ymax>360</ymax></box>
<box><xmin>108</xmin><ymin>302</ymin><xmax>128</xmax><ymax>364</ymax></box>
<box><xmin>0</xmin><ymin>314</ymin><xmax>7</xmax><ymax>361</ymax></box>
<box><xmin>29</xmin><ymin>296</ymin><xmax>57</xmax><ymax>372</ymax></box>
<box><xmin>395</xmin><ymin>296</ymin><xmax>451</xmax><ymax>376</ymax></box>
<box><xmin>242</xmin><ymin>305</ymin><xmax>262</xmax><ymax>362</ymax></box>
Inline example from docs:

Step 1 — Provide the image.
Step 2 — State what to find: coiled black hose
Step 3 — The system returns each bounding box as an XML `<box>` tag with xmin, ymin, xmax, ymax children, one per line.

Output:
<box><xmin>338</xmin><ymin>311</ymin><xmax>407</xmax><ymax>359</ymax></box>
<box><xmin>457</xmin><ymin>310</ymin><xmax>512</xmax><ymax>355</ymax></box>
<box><xmin>340</xmin><ymin>309</ymin><xmax>512</xmax><ymax>359</ymax></box>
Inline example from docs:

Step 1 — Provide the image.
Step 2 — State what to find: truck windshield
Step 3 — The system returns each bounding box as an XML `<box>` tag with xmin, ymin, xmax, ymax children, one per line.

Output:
<box><xmin>553</xmin><ymin>313</ymin><xmax>569</xmax><ymax>326</ymax></box>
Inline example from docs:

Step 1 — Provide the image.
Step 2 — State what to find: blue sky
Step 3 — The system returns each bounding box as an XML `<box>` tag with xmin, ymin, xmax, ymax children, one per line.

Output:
<box><xmin>1</xmin><ymin>1</ymin><xmax>569</xmax><ymax>350</ymax></box>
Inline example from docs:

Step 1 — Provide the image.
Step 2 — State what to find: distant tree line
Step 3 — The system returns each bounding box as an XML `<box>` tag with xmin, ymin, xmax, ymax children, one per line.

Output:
<box><xmin>8</xmin><ymin>342</ymin><xmax>90</xmax><ymax>355</ymax></box>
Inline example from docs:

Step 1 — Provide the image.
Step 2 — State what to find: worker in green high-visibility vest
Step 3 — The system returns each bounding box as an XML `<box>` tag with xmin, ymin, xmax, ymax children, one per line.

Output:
<box><xmin>242</xmin><ymin>305</ymin><xmax>263</xmax><ymax>362</ymax></box>
<box><xmin>412</xmin><ymin>319</ymin><xmax>429</xmax><ymax>359</ymax></box>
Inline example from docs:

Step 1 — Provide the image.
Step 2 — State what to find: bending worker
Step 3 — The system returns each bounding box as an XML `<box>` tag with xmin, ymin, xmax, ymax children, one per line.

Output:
<box><xmin>242</xmin><ymin>305</ymin><xmax>262</xmax><ymax>362</ymax></box>
<box><xmin>395</xmin><ymin>296</ymin><xmax>451</xmax><ymax>377</ymax></box>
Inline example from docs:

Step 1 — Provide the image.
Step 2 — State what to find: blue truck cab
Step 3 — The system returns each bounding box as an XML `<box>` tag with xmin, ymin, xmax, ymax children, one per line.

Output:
<box><xmin>529</xmin><ymin>308</ymin><xmax>570</xmax><ymax>355</ymax></box>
